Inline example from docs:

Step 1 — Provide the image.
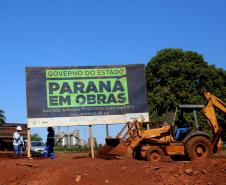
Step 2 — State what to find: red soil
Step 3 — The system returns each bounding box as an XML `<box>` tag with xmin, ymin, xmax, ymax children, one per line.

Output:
<box><xmin>0</xmin><ymin>152</ymin><xmax>226</xmax><ymax>185</ymax></box>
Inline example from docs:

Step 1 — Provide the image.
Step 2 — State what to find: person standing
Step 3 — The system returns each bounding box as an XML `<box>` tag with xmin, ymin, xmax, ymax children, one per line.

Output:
<box><xmin>46</xmin><ymin>127</ymin><xmax>55</xmax><ymax>159</ymax></box>
<box><xmin>13</xmin><ymin>126</ymin><xmax>24</xmax><ymax>157</ymax></box>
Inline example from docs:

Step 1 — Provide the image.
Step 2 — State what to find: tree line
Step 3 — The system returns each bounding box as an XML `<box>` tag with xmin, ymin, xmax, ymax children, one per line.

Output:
<box><xmin>145</xmin><ymin>48</ymin><xmax>226</xmax><ymax>132</ymax></box>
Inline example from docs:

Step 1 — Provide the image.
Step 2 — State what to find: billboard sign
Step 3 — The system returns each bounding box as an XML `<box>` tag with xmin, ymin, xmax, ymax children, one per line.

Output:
<box><xmin>26</xmin><ymin>64</ymin><xmax>149</xmax><ymax>127</ymax></box>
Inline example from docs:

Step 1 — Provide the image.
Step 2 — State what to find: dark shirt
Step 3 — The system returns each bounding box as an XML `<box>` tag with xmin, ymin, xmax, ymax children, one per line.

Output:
<box><xmin>47</xmin><ymin>131</ymin><xmax>55</xmax><ymax>147</ymax></box>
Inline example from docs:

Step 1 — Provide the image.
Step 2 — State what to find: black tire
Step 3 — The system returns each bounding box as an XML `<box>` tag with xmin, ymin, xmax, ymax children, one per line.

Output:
<box><xmin>133</xmin><ymin>146</ymin><xmax>142</xmax><ymax>160</ymax></box>
<box><xmin>185</xmin><ymin>136</ymin><xmax>212</xmax><ymax>160</ymax></box>
<box><xmin>146</xmin><ymin>146</ymin><xmax>164</xmax><ymax>162</ymax></box>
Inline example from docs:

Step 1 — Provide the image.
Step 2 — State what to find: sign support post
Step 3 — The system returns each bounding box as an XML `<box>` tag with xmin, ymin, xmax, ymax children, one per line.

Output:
<box><xmin>89</xmin><ymin>125</ymin><xmax>94</xmax><ymax>158</ymax></box>
<box><xmin>106</xmin><ymin>124</ymin><xmax>109</xmax><ymax>138</ymax></box>
<box><xmin>27</xmin><ymin>128</ymin><xmax>31</xmax><ymax>158</ymax></box>
<box><xmin>146</xmin><ymin>123</ymin><xmax>150</xmax><ymax>130</ymax></box>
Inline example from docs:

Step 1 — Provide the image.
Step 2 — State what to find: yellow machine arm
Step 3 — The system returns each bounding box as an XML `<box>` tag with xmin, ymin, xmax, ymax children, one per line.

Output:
<box><xmin>202</xmin><ymin>92</ymin><xmax>226</xmax><ymax>151</ymax></box>
<box><xmin>203</xmin><ymin>92</ymin><xmax>226</xmax><ymax>133</ymax></box>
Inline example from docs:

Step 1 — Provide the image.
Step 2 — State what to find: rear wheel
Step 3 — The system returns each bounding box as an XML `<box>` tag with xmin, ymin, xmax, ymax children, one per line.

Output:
<box><xmin>185</xmin><ymin>136</ymin><xmax>212</xmax><ymax>160</ymax></box>
<box><xmin>146</xmin><ymin>146</ymin><xmax>164</xmax><ymax>162</ymax></box>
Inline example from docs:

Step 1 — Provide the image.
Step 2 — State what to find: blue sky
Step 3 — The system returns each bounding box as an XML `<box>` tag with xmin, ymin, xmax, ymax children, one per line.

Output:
<box><xmin>0</xmin><ymin>0</ymin><xmax>225</xmax><ymax>144</ymax></box>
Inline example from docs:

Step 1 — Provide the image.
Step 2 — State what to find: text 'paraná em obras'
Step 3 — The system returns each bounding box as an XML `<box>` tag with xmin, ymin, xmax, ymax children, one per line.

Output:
<box><xmin>46</xmin><ymin>78</ymin><xmax>129</xmax><ymax>108</ymax></box>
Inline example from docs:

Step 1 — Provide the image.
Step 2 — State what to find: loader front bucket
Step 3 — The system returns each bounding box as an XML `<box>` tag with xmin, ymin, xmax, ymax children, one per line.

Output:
<box><xmin>98</xmin><ymin>138</ymin><xmax>129</xmax><ymax>159</ymax></box>
<box><xmin>107</xmin><ymin>142</ymin><xmax>129</xmax><ymax>156</ymax></box>
<box><xmin>105</xmin><ymin>138</ymin><xmax>121</xmax><ymax>147</ymax></box>
<box><xmin>98</xmin><ymin>119</ymin><xmax>145</xmax><ymax>159</ymax></box>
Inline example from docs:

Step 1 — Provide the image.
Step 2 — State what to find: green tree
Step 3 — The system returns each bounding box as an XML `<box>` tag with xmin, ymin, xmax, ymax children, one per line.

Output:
<box><xmin>0</xmin><ymin>109</ymin><xmax>6</xmax><ymax>124</ymax></box>
<box><xmin>31</xmin><ymin>133</ymin><xmax>42</xmax><ymax>141</ymax></box>
<box><xmin>145</xmin><ymin>48</ymin><xmax>226</xmax><ymax>128</ymax></box>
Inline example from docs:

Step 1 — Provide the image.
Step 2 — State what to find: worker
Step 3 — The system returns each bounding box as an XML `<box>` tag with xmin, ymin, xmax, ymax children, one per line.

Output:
<box><xmin>46</xmin><ymin>127</ymin><xmax>55</xmax><ymax>159</ymax></box>
<box><xmin>175</xmin><ymin>114</ymin><xmax>189</xmax><ymax>140</ymax></box>
<box><xmin>13</xmin><ymin>126</ymin><xmax>24</xmax><ymax>157</ymax></box>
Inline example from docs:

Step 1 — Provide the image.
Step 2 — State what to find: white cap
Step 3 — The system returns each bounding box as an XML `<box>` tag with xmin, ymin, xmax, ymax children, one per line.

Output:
<box><xmin>16</xmin><ymin>126</ymin><xmax>22</xmax><ymax>131</ymax></box>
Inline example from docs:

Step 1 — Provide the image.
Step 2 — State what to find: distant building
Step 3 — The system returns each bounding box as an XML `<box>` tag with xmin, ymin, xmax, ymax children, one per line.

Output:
<box><xmin>55</xmin><ymin>129</ymin><xmax>85</xmax><ymax>147</ymax></box>
<box><xmin>79</xmin><ymin>139</ymin><xmax>87</xmax><ymax>147</ymax></box>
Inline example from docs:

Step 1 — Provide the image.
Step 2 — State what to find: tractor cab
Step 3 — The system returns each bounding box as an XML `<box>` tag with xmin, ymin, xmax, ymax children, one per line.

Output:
<box><xmin>172</xmin><ymin>104</ymin><xmax>205</xmax><ymax>141</ymax></box>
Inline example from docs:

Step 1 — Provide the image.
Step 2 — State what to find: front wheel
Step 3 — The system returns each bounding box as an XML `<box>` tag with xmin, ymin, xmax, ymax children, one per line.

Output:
<box><xmin>185</xmin><ymin>136</ymin><xmax>212</xmax><ymax>160</ymax></box>
<box><xmin>146</xmin><ymin>146</ymin><xmax>164</xmax><ymax>162</ymax></box>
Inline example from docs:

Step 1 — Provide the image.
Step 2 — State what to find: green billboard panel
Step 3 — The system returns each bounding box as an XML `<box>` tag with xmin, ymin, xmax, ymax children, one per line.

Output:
<box><xmin>26</xmin><ymin>64</ymin><xmax>149</xmax><ymax>127</ymax></box>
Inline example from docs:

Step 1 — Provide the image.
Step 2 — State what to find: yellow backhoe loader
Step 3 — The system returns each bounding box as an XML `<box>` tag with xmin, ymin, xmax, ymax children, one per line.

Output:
<box><xmin>98</xmin><ymin>92</ymin><xmax>226</xmax><ymax>161</ymax></box>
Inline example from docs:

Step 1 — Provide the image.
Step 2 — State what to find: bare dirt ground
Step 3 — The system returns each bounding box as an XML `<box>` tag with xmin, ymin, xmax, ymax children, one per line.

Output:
<box><xmin>0</xmin><ymin>152</ymin><xmax>226</xmax><ymax>185</ymax></box>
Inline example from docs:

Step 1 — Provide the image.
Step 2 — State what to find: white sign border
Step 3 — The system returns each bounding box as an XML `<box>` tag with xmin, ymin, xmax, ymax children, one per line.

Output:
<box><xmin>27</xmin><ymin>112</ymin><xmax>149</xmax><ymax>128</ymax></box>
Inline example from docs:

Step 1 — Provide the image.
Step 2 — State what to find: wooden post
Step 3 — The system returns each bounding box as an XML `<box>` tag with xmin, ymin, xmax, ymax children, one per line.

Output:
<box><xmin>89</xmin><ymin>125</ymin><xmax>94</xmax><ymax>158</ymax></box>
<box><xmin>146</xmin><ymin>123</ymin><xmax>150</xmax><ymax>130</ymax></box>
<box><xmin>106</xmin><ymin>124</ymin><xmax>109</xmax><ymax>138</ymax></box>
<box><xmin>27</xmin><ymin>128</ymin><xmax>31</xmax><ymax>158</ymax></box>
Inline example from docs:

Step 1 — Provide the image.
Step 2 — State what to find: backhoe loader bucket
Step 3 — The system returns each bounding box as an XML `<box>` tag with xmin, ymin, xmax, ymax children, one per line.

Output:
<box><xmin>98</xmin><ymin>118</ymin><xmax>145</xmax><ymax>159</ymax></box>
<box><xmin>105</xmin><ymin>138</ymin><xmax>120</xmax><ymax>147</ymax></box>
<box><xmin>98</xmin><ymin>138</ymin><xmax>129</xmax><ymax>158</ymax></box>
<box><xmin>106</xmin><ymin>138</ymin><xmax>129</xmax><ymax>155</ymax></box>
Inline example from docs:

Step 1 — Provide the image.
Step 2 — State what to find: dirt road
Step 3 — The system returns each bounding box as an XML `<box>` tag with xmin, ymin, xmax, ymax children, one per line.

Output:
<box><xmin>0</xmin><ymin>152</ymin><xmax>226</xmax><ymax>185</ymax></box>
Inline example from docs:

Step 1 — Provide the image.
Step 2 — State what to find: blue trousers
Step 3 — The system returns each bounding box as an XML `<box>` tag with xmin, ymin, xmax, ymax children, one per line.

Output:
<box><xmin>14</xmin><ymin>144</ymin><xmax>23</xmax><ymax>156</ymax></box>
<box><xmin>46</xmin><ymin>145</ymin><xmax>54</xmax><ymax>157</ymax></box>
<box><xmin>175</xmin><ymin>128</ymin><xmax>189</xmax><ymax>140</ymax></box>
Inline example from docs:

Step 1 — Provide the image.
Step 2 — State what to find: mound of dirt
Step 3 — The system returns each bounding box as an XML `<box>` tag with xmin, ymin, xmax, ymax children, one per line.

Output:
<box><xmin>0</xmin><ymin>152</ymin><xmax>226</xmax><ymax>185</ymax></box>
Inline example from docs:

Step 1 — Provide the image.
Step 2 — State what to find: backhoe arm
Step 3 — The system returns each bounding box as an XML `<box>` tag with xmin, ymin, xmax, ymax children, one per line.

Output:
<box><xmin>202</xmin><ymin>92</ymin><xmax>226</xmax><ymax>151</ymax></box>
